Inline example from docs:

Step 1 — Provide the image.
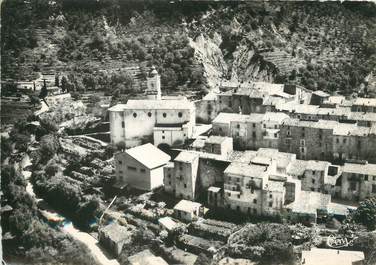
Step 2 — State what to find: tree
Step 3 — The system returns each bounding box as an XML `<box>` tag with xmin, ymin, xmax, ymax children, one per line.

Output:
<box><xmin>61</xmin><ymin>76</ymin><xmax>68</xmax><ymax>92</ymax></box>
<box><xmin>1</xmin><ymin>137</ymin><xmax>12</xmax><ymax>162</ymax></box>
<box><xmin>45</xmin><ymin>163</ymin><xmax>60</xmax><ymax>177</ymax></box>
<box><xmin>351</xmin><ymin>196</ymin><xmax>376</xmax><ymax>231</ymax></box>
<box><xmin>29</xmin><ymin>95</ymin><xmax>40</xmax><ymax>107</ymax></box>
<box><xmin>39</xmin><ymin>79</ymin><xmax>48</xmax><ymax>99</ymax></box>
<box><xmin>39</xmin><ymin>134</ymin><xmax>59</xmax><ymax>162</ymax></box>
<box><xmin>55</xmin><ymin>75</ymin><xmax>60</xmax><ymax>87</ymax></box>
<box><xmin>116</xmin><ymin>141</ymin><xmax>126</xmax><ymax>151</ymax></box>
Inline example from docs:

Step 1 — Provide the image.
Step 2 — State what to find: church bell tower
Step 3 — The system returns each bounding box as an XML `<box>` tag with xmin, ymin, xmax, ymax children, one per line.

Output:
<box><xmin>146</xmin><ymin>66</ymin><xmax>161</xmax><ymax>100</ymax></box>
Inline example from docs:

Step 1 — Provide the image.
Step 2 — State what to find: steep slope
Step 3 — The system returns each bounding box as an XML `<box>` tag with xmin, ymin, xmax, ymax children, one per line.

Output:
<box><xmin>1</xmin><ymin>1</ymin><xmax>376</xmax><ymax>96</ymax></box>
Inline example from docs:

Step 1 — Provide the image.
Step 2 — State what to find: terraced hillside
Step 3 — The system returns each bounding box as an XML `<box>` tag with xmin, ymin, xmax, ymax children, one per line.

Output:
<box><xmin>1</xmin><ymin>1</ymin><xmax>376</xmax><ymax>96</ymax></box>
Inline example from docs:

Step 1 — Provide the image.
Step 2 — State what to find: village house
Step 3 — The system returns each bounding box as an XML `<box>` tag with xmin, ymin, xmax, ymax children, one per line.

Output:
<box><xmin>223</xmin><ymin>159</ymin><xmax>291</xmax><ymax>216</ymax></box>
<box><xmin>128</xmin><ymin>249</ymin><xmax>169</xmax><ymax>265</ymax></box>
<box><xmin>164</xmin><ymin>151</ymin><xmax>200</xmax><ymax>200</ymax></box>
<box><xmin>173</xmin><ymin>199</ymin><xmax>203</xmax><ymax>222</ymax></box>
<box><xmin>195</xmin><ymin>81</ymin><xmax>306</xmax><ymax>123</ymax></box>
<box><xmin>279</xmin><ymin>118</ymin><xmax>376</xmax><ymax>163</ymax></box>
<box><xmin>114</xmin><ymin>143</ymin><xmax>171</xmax><ymax>190</ymax></box>
<box><xmin>339</xmin><ymin>162</ymin><xmax>376</xmax><ymax>201</ymax></box>
<box><xmin>202</xmin><ymin>135</ymin><xmax>233</xmax><ymax>158</ymax></box>
<box><xmin>98</xmin><ymin>222</ymin><xmax>133</xmax><ymax>257</ymax></box>
<box><xmin>212</xmin><ymin>112</ymin><xmax>288</xmax><ymax>150</ymax></box>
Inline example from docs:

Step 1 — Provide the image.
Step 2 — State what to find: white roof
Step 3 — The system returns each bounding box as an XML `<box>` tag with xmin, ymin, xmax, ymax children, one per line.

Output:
<box><xmin>128</xmin><ymin>250</ymin><xmax>169</xmax><ymax>265</ymax></box>
<box><xmin>175</xmin><ymin>151</ymin><xmax>199</xmax><ymax>163</ymax></box>
<box><xmin>158</xmin><ymin>217</ymin><xmax>178</xmax><ymax>231</ymax></box>
<box><xmin>301</xmin><ymin>248</ymin><xmax>364</xmax><ymax>265</ymax></box>
<box><xmin>174</xmin><ymin>200</ymin><xmax>201</xmax><ymax>213</ymax></box>
<box><xmin>343</xmin><ymin>162</ymin><xmax>376</xmax><ymax>175</ymax></box>
<box><xmin>208</xmin><ymin>186</ymin><xmax>221</xmax><ymax>193</ymax></box>
<box><xmin>125</xmin><ymin>143</ymin><xmax>171</xmax><ymax>169</ymax></box>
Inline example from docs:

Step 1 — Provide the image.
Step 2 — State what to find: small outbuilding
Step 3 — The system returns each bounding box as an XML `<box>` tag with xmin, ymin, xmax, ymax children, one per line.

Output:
<box><xmin>98</xmin><ymin>222</ymin><xmax>132</xmax><ymax>257</ymax></box>
<box><xmin>174</xmin><ymin>200</ymin><xmax>203</xmax><ymax>222</ymax></box>
<box><xmin>128</xmin><ymin>249</ymin><xmax>169</xmax><ymax>265</ymax></box>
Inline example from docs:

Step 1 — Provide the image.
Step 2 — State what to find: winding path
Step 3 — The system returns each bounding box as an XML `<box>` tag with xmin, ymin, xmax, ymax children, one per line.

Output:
<box><xmin>22</xmin><ymin>165</ymin><xmax>119</xmax><ymax>265</ymax></box>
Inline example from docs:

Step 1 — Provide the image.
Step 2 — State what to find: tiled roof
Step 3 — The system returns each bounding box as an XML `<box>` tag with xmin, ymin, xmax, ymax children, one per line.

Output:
<box><xmin>109</xmin><ymin>99</ymin><xmax>194</xmax><ymax>111</ymax></box>
<box><xmin>124</xmin><ymin>143</ymin><xmax>171</xmax><ymax>169</ymax></box>
<box><xmin>100</xmin><ymin>223</ymin><xmax>132</xmax><ymax>243</ymax></box>
<box><xmin>262</xmin><ymin>112</ymin><xmax>290</xmax><ymax>123</ymax></box>
<box><xmin>285</xmin><ymin>191</ymin><xmax>331</xmax><ymax>214</ymax></box>
<box><xmin>343</xmin><ymin>162</ymin><xmax>376</xmax><ymax>175</ymax></box>
<box><xmin>224</xmin><ymin>162</ymin><xmax>268</xmax><ymax>178</ymax></box>
<box><xmin>175</xmin><ymin>151</ymin><xmax>200</xmax><ymax>163</ymax></box>
<box><xmin>205</xmin><ymin>135</ymin><xmax>231</xmax><ymax>144</ymax></box>
<box><xmin>174</xmin><ymin>199</ymin><xmax>201</xmax><ymax>213</ymax></box>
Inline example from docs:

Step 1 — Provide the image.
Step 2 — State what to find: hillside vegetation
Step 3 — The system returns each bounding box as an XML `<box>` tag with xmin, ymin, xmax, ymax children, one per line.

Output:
<box><xmin>1</xmin><ymin>0</ymin><xmax>376</xmax><ymax>96</ymax></box>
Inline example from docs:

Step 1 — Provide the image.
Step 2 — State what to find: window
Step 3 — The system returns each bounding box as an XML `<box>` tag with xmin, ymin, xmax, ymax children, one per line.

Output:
<box><xmin>184</xmin><ymin>184</ymin><xmax>187</xmax><ymax>188</ymax></box>
<box><xmin>336</xmin><ymin>138</ymin><xmax>339</xmax><ymax>144</ymax></box>
<box><xmin>263</xmin><ymin>124</ymin><xmax>266</xmax><ymax>128</ymax></box>
<box><xmin>133</xmin><ymin>113</ymin><xmax>137</xmax><ymax>118</ymax></box>
<box><xmin>127</xmin><ymin>166</ymin><xmax>137</xmax><ymax>171</ymax></box>
<box><xmin>373</xmin><ymin>176</ymin><xmax>376</xmax><ymax>181</ymax></box>
<box><xmin>372</xmin><ymin>184</ymin><xmax>376</xmax><ymax>193</ymax></box>
<box><xmin>253</xmin><ymin>199</ymin><xmax>257</xmax><ymax>204</ymax></box>
<box><xmin>253</xmin><ymin>123</ymin><xmax>256</xmax><ymax>128</ymax></box>
<box><xmin>343</xmin><ymin>138</ymin><xmax>347</xmax><ymax>144</ymax></box>
<box><xmin>237</xmin><ymin>194</ymin><xmax>240</xmax><ymax>199</ymax></box>
<box><xmin>350</xmin><ymin>181</ymin><xmax>357</xmax><ymax>191</ymax></box>
<box><xmin>312</xmin><ymin>170</ymin><xmax>316</xmax><ymax>175</ymax></box>
<box><xmin>252</xmin><ymin>132</ymin><xmax>256</xmax><ymax>138</ymax></box>
<box><xmin>140</xmin><ymin>169</ymin><xmax>146</xmax><ymax>173</ymax></box>
<box><xmin>168</xmin><ymin>181</ymin><xmax>171</xmax><ymax>185</ymax></box>
<box><xmin>274</xmin><ymin>133</ymin><xmax>278</xmax><ymax>138</ymax></box>
<box><xmin>121</xmin><ymin>121</ymin><xmax>125</xmax><ymax>128</ymax></box>
<box><xmin>269</xmin><ymin>194</ymin><xmax>272</xmax><ymax>199</ymax></box>
<box><xmin>237</xmin><ymin>124</ymin><xmax>240</xmax><ymax>129</ymax></box>
<box><xmin>178</xmin><ymin>112</ymin><xmax>183</xmax><ymax>118</ymax></box>
<box><xmin>162</xmin><ymin>136</ymin><xmax>165</xmax><ymax>139</ymax></box>
<box><xmin>118</xmin><ymin>160</ymin><xmax>122</xmax><ymax>164</ymax></box>
<box><xmin>163</xmin><ymin>113</ymin><xmax>167</xmax><ymax>118</ymax></box>
<box><xmin>148</xmin><ymin>112</ymin><xmax>152</xmax><ymax>117</ymax></box>
<box><xmin>168</xmin><ymin>174</ymin><xmax>171</xmax><ymax>178</ymax></box>
<box><xmin>364</xmin><ymin>175</ymin><xmax>368</xmax><ymax>181</ymax></box>
<box><xmin>208</xmin><ymin>111</ymin><xmax>211</xmax><ymax>115</ymax></box>
<box><xmin>312</xmin><ymin>179</ymin><xmax>315</xmax><ymax>184</ymax></box>
<box><xmin>274</xmin><ymin>125</ymin><xmax>278</xmax><ymax>129</ymax></box>
<box><xmin>269</xmin><ymin>202</ymin><xmax>273</xmax><ymax>207</ymax></box>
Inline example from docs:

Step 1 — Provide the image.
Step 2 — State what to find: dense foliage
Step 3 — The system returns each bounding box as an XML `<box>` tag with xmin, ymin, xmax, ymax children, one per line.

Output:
<box><xmin>2</xmin><ymin>0</ymin><xmax>375</xmax><ymax>96</ymax></box>
<box><xmin>227</xmin><ymin>223</ymin><xmax>297</xmax><ymax>264</ymax></box>
<box><xmin>348</xmin><ymin>196</ymin><xmax>376</xmax><ymax>231</ymax></box>
<box><xmin>1</xmin><ymin>166</ymin><xmax>99</xmax><ymax>265</ymax></box>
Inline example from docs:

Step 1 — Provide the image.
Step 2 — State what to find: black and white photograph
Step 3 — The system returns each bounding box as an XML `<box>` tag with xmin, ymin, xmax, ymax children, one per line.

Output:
<box><xmin>1</xmin><ymin>0</ymin><xmax>376</xmax><ymax>264</ymax></box>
